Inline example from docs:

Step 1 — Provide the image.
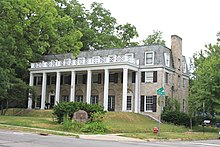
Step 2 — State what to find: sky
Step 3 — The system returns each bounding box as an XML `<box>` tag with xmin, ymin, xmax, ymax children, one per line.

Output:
<box><xmin>79</xmin><ymin>0</ymin><xmax>220</xmax><ymax>59</ymax></box>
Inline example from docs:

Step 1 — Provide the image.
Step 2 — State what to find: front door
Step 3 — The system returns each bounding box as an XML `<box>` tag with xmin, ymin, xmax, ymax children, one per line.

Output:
<box><xmin>108</xmin><ymin>96</ymin><xmax>115</xmax><ymax>111</ymax></box>
<box><xmin>50</xmin><ymin>95</ymin><xmax>55</xmax><ymax>108</ymax></box>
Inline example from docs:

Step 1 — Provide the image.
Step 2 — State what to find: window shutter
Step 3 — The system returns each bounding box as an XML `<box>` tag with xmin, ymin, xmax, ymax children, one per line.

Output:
<box><xmin>47</xmin><ymin>76</ymin><xmax>51</xmax><ymax>85</ymax></box>
<box><xmin>132</xmin><ymin>72</ymin><xmax>135</xmax><ymax>83</ymax></box>
<box><xmin>75</xmin><ymin>74</ymin><xmax>78</xmax><ymax>84</ymax></box>
<box><xmin>68</xmin><ymin>75</ymin><xmax>71</xmax><ymax>85</ymax></box>
<box><xmin>141</xmin><ymin>72</ymin><xmax>145</xmax><ymax>83</ymax></box>
<box><xmin>121</xmin><ymin>72</ymin><xmax>123</xmax><ymax>83</ymax></box>
<box><xmin>60</xmin><ymin>75</ymin><xmax>63</xmax><ymax>85</ymax></box>
<box><xmin>83</xmin><ymin>74</ymin><xmax>87</xmax><ymax>84</ymax></box>
<box><xmin>140</xmin><ymin>95</ymin><xmax>145</xmax><ymax>112</ymax></box>
<box><xmin>152</xmin><ymin>95</ymin><xmax>157</xmax><ymax>112</ymax></box>
<box><xmin>114</xmin><ymin>73</ymin><xmax>118</xmax><ymax>83</ymax></box>
<box><xmin>33</xmin><ymin>77</ymin><xmax>37</xmax><ymax>85</ymax></box>
<box><xmin>98</xmin><ymin>73</ymin><xmax>101</xmax><ymax>84</ymax></box>
<box><xmin>153</xmin><ymin>71</ymin><xmax>157</xmax><ymax>83</ymax></box>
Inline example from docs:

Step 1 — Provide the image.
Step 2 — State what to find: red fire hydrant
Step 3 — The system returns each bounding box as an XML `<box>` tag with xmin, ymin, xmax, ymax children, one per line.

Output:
<box><xmin>153</xmin><ymin>127</ymin><xmax>158</xmax><ymax>133</ymax></box>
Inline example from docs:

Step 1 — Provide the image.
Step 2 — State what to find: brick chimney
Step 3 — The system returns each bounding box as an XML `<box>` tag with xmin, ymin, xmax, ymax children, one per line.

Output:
<box><xmin>171</xmin><ymin>35</ymin><xmax>182</xmax><ymax>73</ymax></box>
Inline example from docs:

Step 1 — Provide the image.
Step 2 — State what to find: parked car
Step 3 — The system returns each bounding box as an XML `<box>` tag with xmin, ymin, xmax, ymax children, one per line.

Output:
<box><xmin>216</xmin><ymin>123</ymin><xmax>220</xmax><ymax>128</ymax></box>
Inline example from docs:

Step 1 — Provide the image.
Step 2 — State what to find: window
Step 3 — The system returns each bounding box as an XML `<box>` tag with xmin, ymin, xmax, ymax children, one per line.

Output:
<box><xmin>92</xmin><ymin>73</ymin><xmax>101</xmax><ymax>84</ymax></box>
<box><xmin>76</xmin><ymin>74</ymin><xmax>87</xmax><ymax>84</ymax></box>
<box><xmin>145</xmin><ymin>71</ymin><xmax>157</xmax><ymax>83</ymax></box>
<box><xmin>145</xmin><ymin>52</ymin><xmax>154</xmax><ymax>65</ymax></box>
<box><xmin>127</xmin><ymin>96</ymin><xmax>132</xmax><ymax>111</ymax></box>
<box><xmin>178</xmin><ymin>75</ymin><xmax>181</xmax><ymax>88</ymax></box>
<box><xmin>182</xmin><ymin>62</ymin><xmax>187</xmax><ymax>73</ymax></box>
<box><xmin>62</xmin><ymin>95</ymin><xmax>69</xmax><ymax>102</ymax></box>
<box><xmin>36</xmin><ymin>95</ymin><xmax>41</xmax><ymax>108</ymax></box>
<box><xmin>91</xmin><ymin>95</ymin><xmax>99</xmax><ymax>104</ymax></box>
<box><xmin>165</xmin><ymin>72</ymin><xmax>169</xmax><ymax>84</ymax></box>
<box><xmin>34</xmin><ymin>76</ymin><xmax>42</xmax><ymax>85</ymax></box>
<box><xmin>164</xmin><ymin>53</ymin><xmax>170</xmax><ymax>66</ymax></box>
<box><xmin>178</xmin><ymin>58</ymin><xmax>181</xmax><ymax>70</ymax></box>
<box><xmin>51</xmin><ymin>76</ymin><xmax>56</xmax><ymax>84</ymax></box>
<box><xmin>145</xmin><ymin>96</ymin><xmax>157</xmax><ymax>112</ymax></box>
<box><xmin>183</xmin><ymin>99</ymin><xmax>186</xmax><ymax>112</ymax></box>
<box><xmin>183</xmin><ymin>78</ymin><xmax>187</xmax><ymax>88</ymax></box>
<box><xmin>108</xmin><ymin>96</ymin><xmax>115</xmax><ymax>111</ymax></box>
<box><xmin>146</xmin><ymin>96</ymin><xmax>153</xmax><ymax>111</ymax></box>
<box><xmin>109</xmin><ymin>73</ymin><xmax>118</xmax><ymax>83</ymax></box>
<box><xmin>63</xmin><ymin>75</ymin><xmax>70</xmax><ymax>85</ymax></box>
<box><xmin>75</xmin><ymin>95</ymin><xmax>83</xmax><ymax>102</ymax></box>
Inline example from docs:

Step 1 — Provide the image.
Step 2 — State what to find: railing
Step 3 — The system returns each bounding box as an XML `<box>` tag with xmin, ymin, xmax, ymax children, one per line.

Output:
<box><xmin>31</xmin><ymin>55</ymin><xmax>139</xmax><ymax>69</ymax></box>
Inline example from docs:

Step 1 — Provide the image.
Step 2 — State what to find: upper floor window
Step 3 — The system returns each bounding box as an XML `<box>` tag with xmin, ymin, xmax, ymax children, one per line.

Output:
<box><xmin>92</xmin><ymin>73</ymin><xmax>101</xmax><ymax>84</ymax></box>
<box><xmin>164</xmin><ymin>53</ymin><xmax>170</xmax><ymax>67</ymax></box>
<box><xmin>178</xmin><ymin>75</ymin><xmax>181</xmax><ymax>88</ymax></box>
<box><xmin>182</xmin><ymin>62</ymin><xmax>187</xmax><ymax>73</ymax></box>
<box><xmin>165</xmin><ymin>72</ymin><xmax>169</xmax><ymax>84</ymax></box>
<box><xmin>62</xmin><ymin>75</ymin><xmax>70</xmax><ymax>85</ymax></box>
<box><xmin>183</xmin><ymin>78</ymin><xmax>187</xmax><ymax>88</ymax></box>
<box><xmin>178</xmin><ymin>58</ymin><xmax>181</xmax><ymax>70</ymax></box>
<box><xmin>141</xmin><ymin>71</ymin><xmax>157</xmax><ymax>83</ymax></box>
<box><xmin>145</xmin><ymin>52</ymin><xmax>154</xmax><ymax>65</ymax></box>
<box><xmin>34</xmin><ymin>76</ymin><xmax>42</xmax><ymax>85</ymax></box>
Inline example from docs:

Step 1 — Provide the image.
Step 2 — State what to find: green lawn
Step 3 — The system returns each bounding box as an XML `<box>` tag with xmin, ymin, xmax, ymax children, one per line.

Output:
<box><xmin>1</xmin><ymin>109</ymin><xmax>219</xmax><ymax>140</ymax></box>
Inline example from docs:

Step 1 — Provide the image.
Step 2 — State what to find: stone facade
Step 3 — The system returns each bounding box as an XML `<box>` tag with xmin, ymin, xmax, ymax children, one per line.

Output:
<box><xmin>28</xmin><ymin>35</ymin><xmax>189</xmax><ymax>119</ymax></box>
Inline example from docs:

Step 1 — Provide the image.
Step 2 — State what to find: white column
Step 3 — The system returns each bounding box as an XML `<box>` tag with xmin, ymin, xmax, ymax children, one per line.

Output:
<box><xmin>134</xmin><ymin>71</ymin><xmax>139</xmax><ymax>113</ymax></box>
<box><xmin>86</xmin><ymin>70</ymin><xmax>92</xmax><ymax>104</ymax></box>
<box><xmin>41</xmin><ymin>72</ymin><xmax>47</xmax><ymax>109</ymax></box>
<box><xmin>104</xmin><ymin>69</ymin><xmax>109</xmax><ymax>111</ymax></box>
<box><xmin>122</xmin><ymin>68</ymin><xmax>128</xmax><ymax>111</ymax></box>
<box><xmin>55</xmin><ymin>71</ymin><xmax>61</xmax><ymax>105</ymax></box>
<box><xmin>70</xmin><ymin>71</ymin><xmax>76</xmax><ymax>102</ymax></box>
<box><xmin>28</xmin><ymin>72</ymin><xmax>34</xmax><ymax>109</ymax></box>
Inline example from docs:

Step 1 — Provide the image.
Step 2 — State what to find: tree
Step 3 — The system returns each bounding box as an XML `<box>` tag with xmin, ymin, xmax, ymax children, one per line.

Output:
<box><xmin>0</xmin><ymin>0</ymin><xmax>83</xmax><ymax>112</ymax></box>
<box><xmin>188</xmin><ymin>32</ymin><xmax>220</xmax><ymax>116</ymax></box>
<box><xmin>142</xmin><ymin>30</ymin><xmax>166</xmax><ymax>46</ymax></box>
<box><xmin>55</xmin><ymin>0</ymin><xmax>139</xmax><ymax>50</ymax></box>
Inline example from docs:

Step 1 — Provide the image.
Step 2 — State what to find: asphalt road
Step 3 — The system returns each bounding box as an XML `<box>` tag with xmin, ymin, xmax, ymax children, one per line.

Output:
<box><xmin>0</xmin><ymin>130</ymin><xmax>219</xmax><ymax>147</ymax></box>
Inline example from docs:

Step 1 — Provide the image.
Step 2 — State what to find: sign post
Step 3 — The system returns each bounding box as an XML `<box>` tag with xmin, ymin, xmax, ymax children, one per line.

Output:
<box><xmin>157</xmin><ymin>87</ymin><xmax>165</xmax><ymax>136</ymax></box>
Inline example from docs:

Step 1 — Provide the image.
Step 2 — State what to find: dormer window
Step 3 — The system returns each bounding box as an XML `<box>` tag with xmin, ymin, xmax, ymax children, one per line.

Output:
<box><xmin>164</xmin><ymin>53</ymin><xmax>170</xmax><ymax>67</ymax></box>
<box><xmin>145</xmin><ymin>51</ymin><xmax>154</xmax><ymax>65</ymax></box>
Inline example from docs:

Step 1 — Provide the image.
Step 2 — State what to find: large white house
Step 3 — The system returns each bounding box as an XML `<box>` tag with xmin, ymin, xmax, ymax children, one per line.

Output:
<box><xmin>28</xmin><ymin>35</ymin><xmax>189</xmax><ymax>119</ymax></box>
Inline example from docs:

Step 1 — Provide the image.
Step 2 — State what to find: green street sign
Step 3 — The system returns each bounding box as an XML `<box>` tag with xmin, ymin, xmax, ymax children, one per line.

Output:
<box><xmin>157</xmin><ymin>87</ymin><xmax>165</xmax><ymax>96</ymax></box>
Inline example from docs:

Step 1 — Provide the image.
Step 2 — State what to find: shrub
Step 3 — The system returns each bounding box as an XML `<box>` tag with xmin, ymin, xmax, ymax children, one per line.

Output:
<box><xmin>53</xmin><ymin>102</ymin><xmax>105</xmax><ymax>123</ymax></box>
<box><xmin>161</xmin><ymin>110</ymin><xmax>190</xmax><ymax>127</ymax></box>
<box><xmin>80</xmin><ymin>121</ymin><xmax>108</xmax><ymax>133</ymax></box>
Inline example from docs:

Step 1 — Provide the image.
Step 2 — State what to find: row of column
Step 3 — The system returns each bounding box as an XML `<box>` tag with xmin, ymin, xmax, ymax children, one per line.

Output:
<box><xmin>28</xmin><ymin>68</ymin><xmax>139</xmax><ymax>112</ymax></box>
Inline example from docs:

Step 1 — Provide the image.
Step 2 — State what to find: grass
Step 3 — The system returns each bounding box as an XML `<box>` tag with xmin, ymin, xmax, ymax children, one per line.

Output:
<box><xmin>1</xmin><ymin>109</ymin><xmax>220</xmax><ymax>140</ymax></box>
<box><xmin>104</xmin><ymin>112</ymin><xmax>188</xmax><ymax>133</ymax></box>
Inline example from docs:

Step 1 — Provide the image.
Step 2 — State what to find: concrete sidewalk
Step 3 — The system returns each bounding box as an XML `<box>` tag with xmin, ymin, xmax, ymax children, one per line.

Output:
<box><xmin>79</xmin><ymin>134</ymin><xmax>145</xmax><ymax>142</ymax></box>
<box><xmin>0</xmin><ymin>124</ymin><xmax>145</xmax><ymax>142</ymax></box>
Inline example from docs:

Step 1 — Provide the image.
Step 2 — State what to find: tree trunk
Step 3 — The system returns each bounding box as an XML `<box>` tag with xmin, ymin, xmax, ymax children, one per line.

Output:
<box><xmin>3</xmin><ymin>99</ymin><xmax>9</xmax><ymax>115</ymax></box>
<box><xmin>1</xmin><ymin>100</ymin><xmax>4</xmax><ymax>115</ymax></box>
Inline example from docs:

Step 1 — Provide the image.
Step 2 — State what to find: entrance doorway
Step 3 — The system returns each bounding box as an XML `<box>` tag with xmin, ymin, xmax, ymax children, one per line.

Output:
<box><xmin>108</xmin><ymin>96</ymin><xmax>115</xmax><ymax>111</ymax></box>
<box><xmin>50</xmin><ymin>95</ymin><xmax>55</xmax><ymax>108</ymax></box>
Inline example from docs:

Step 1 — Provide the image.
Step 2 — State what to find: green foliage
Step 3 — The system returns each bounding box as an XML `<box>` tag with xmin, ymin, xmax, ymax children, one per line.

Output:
<box><xmin>142</xmin><ymin>30</ymin><xmax>166</xmax><ymax>46</ymax></box>
<box><xmin>161</xmin><ymin>110</ymin><xmax>190</xmax><ymax>127</ymax></box>
<box><xmin>163</xmin><ymin>98</ymin><xmax>180</xmax><ymax>112</ymax></box>
<box><xmin>52</xmin><ymin>102</ymin><xmax>105</xmax><ymax>123</ymax></box>
<box><xmin>189</xmin><ymin>32</ymin><xmax>220</xmax><ymax>116</ymax></box>
<box><xmin>55</xmin><ymin>0</ymin><xmax>139</xmax><ymax>50</ymax></box>
<box><xmin>80</xmin><ymin>121</ymin><xmax>108</xmax><ymax>133</ymax></box>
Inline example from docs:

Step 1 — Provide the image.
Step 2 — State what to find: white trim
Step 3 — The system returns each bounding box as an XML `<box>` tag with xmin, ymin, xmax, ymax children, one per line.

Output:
<box><xmin>145</xmin><ymin>51</ymin><xmax>154</xmax><ymax>65</ymax></box>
